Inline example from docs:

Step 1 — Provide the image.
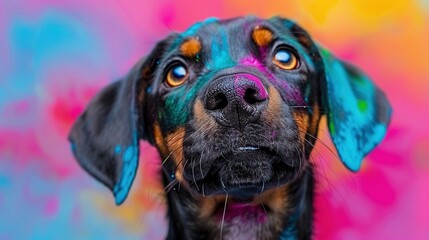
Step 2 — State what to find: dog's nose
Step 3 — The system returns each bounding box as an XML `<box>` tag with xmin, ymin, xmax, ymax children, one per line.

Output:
<box><xmin>204</xmin><ymin>73</ymin><xmax>268</xmax><ymax>130</ymax></box>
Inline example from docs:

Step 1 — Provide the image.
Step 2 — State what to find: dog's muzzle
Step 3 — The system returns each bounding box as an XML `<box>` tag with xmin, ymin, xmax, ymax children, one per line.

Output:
<box><xmin>181</xmin><ymin>68</ymin><xmax>301</xmax><ymax>198</ymax></box>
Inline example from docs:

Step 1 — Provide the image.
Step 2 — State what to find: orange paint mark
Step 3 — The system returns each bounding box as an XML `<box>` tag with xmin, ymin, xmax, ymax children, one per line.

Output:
<box><xmin>252</xmin><ymin>26</ymin><xmax>273</xmax><ymax>47</ymax></box>
<box><xmin>180</xmin><ymin>38</ymin><xmax>201</xmax><ymax>57</ymax></box>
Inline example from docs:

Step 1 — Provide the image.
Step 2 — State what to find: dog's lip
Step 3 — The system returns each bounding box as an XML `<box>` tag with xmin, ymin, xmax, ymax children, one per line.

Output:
<box><xmin>231</xmin><ymin>145</ymin><xmax>275</xmax><ymax>155</ymax></box>
<box><xmin>237</xmin><ymin>146</ymin><xmax>260</xmax><ymax>151</ymax></box>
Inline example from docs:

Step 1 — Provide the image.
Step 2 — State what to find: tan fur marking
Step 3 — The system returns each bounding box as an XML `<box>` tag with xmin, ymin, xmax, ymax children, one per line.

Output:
<box><xmin>153</xmin><ymin>122</ymin><xmax>168</xmax><ymax>155</ymax></box>
<box><xmin>165</xmin><ymin>128</ymin><xmax>186</xmax><ymax>184</ymax></box>
<box><xmin>293</xmin><ymin>111</ymin><xmax>309</xmax><ymax>144</ymax></box>
<box><xmin>180</xmin><ymin>38</ymin><xmax>201</xmax><ymax>57</ymax></box>
<box><xmin>259</xmin><ymin>185</ymin><xmax>289</xmax><ymax>215</ymax></box>
<box><xmin>199</xmin><ymin>195</ymin><xmax>226</xmax><ymax>219</ymax></box>
<box><xmin>197</xmin><ymin>185</ymin><xmax>289</xmax><ymax>220</ymax></box>
<box><xmin>263</xmin><ymin>86</ymin><xmax>282</xmax><ymax>122</ymax></box>
<box><xmin>309</xmin><ymin>103</ymin><xmax>321</xmax><ymax>134</ymax></box>
<box><xmin>193</xmin><ymin>100</ymin><xmax>217</xmax><ymax>134</ymax></box>
<box><xmin>252</xmin><ymin>26</ymin><xmax>273</xmax><ymax>47</ymax></box>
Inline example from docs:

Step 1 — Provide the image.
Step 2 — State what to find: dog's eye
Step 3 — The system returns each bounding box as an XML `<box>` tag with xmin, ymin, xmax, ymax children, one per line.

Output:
<box><xmin>273</xmin><ymin>48</ymin><xmax>299</xmax><ymax>70</ymax></box>
<box><xmin>166</xmin><ymin>64</ymin><xmax>189</xmax><ymax>87</ymax></box>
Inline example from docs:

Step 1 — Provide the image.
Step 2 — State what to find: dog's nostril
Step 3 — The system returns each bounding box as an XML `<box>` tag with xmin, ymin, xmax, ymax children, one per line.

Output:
<box><xmin>243</xmin><ymin>88</ymin><xmax>261</xmax><ymax>105</ymax></box>
<box><xmin>206</xmin><ymin>92</ymin><xmax>228</xmax><ymax>110</ymax></box>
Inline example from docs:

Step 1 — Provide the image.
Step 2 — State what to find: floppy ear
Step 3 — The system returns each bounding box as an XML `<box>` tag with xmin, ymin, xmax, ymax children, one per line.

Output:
<box><xmin>69</xmin><ymin>59</ymin><xmax>146</xmax><ymax>205</ymax></box>
<box><xmin>269</xmin><ymin>17</ymin><xmax>392</xmax><ymax>171</ymax></box>
<box><xmin>319</xmin><ymin>48</ymin><xmax>392</xmax><ymax>171</ymax></box>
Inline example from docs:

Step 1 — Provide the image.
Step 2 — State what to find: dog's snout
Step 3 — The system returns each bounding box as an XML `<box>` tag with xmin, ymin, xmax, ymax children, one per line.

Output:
<box><xmin>204</xmin><ymin>73</ymin><xmax>268</xmax><ymax>130</ymax></box>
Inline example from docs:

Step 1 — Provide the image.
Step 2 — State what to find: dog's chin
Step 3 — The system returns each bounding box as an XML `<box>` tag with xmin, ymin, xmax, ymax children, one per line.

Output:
<box><xmin>184</xmin><ymin>147</ymin><xmax>300</xmax><ymax>197</ymax></box>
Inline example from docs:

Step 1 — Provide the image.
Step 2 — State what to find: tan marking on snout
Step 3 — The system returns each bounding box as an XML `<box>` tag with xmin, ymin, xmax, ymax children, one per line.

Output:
<box><xmin>165</xmin><ymin>127</ymin><xmax>187</xmax><ymax>185</ymax></box>
<box><xmin>193</xmin><ymin>99</ymin><xmax>218</xmax><ymax>134</ymax></box>
<box><xmin>252</xmin><ymin>26</ymin><xmax>273</xmax><ymax>47</ymax></box>
<box><xmin>180</xmin><ymin>38</ymin><xmax>201</xmax><ymax>58</ymax></box>
<box><xmin>263</xmin><ymin>86</ymin><xmax>282</xmax><ymax>122</ymax></box>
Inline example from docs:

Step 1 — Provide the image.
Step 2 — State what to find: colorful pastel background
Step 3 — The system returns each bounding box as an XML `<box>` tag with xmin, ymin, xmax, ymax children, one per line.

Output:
<box><xmin>1</xmin><ymin>0</ymin><xmax>428</xmax><ymax>239</ymax></box>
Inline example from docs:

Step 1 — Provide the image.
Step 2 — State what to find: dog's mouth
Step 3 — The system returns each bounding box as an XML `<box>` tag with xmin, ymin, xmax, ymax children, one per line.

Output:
<box><xmin>183</xmin><ymin>145</ymin><xmax>298</xmax><ymax>197</ymax></box>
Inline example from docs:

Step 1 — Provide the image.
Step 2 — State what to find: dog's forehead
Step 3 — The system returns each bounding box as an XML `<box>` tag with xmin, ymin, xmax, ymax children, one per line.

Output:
<box><xmin>171</xmin><ymin>16</ymin><xmax>298</xmax><ymax>65</ymax></box>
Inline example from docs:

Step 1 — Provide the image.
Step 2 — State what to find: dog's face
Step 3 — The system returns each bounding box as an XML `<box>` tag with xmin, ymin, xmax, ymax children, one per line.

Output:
<box><xmin>69</xmin><ymin>16</ymin><xmax>391</xmax><ymax>236</ymax></box>
<box><xmin>145</xmin><ymin>17</ymin><xmax>322</xmax><ymax>198</ymax></box>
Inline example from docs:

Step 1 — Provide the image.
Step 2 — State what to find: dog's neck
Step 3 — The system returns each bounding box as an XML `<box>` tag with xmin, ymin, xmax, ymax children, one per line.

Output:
<box><xmin>162</xmin><ymin>168</ymin><xmax>314</xmax><ymax>240</ymax></box>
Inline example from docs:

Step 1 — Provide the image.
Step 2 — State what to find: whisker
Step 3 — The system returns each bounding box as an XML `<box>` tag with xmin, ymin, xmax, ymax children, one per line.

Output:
<box><xmin>260</xmin><ymin>181</ymin><xmax>265</xmax><ymax>195</ymax></box>
<box><xmin>303</xmin><ymin>132</ymin><xmax>339</xmax><ymax>160</ymax></box>
<box><xmin>289</xmin><ymin>105</ymin><xmax>328</xmax><ymax>112</ymax></box>
<box><xmin>220</xmin><ymin>194</ymin><xmax>228</xmax><ymax>240</ymax></box>
<box><xmin>302</xmin><ymin>137</ymin><xmax>352</xmax><ymax>199</ymax></box>
<box><xmin>164</xmin><ymin>178</ymin><xmax>178</xmax><ymax>193</ymax></box>
<box><xmin>310</xmin><ymin>150</ymin><xmax>333</xmax><ymax>193</ymax></box>
<box><xmin>202</xmin><ymin>183</ymin><xmax>205</xmax><ymax>197</ymax></box>
<box><xmin>298</xmin><ymin>128</ymin><xmax>358</xmax><ymax>191</ymax></box>
<box><xmin>259</xmin><ymin>198</ymin><xmax>268</xmax><ymax>216</ymax></box>
<box><xmin>191</xmin><ymin>158</ymin><xmax>200</xmax><ymax>191</ymax></box>
<box><xmin>162</xmin><ymin>152</ymin><xmax>173</xmax><ymax>165</ymax></box>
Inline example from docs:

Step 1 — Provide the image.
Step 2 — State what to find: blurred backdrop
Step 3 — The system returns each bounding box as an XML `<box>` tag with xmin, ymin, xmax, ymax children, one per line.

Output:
<box><xmin>1</xmin><ymin>0</ymin><xmax>428</xmax><ymax>239</ymax></box>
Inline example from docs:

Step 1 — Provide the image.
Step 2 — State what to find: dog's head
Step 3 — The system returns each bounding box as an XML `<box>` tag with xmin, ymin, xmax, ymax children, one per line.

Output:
<box><xmin>69</xmin><ymin>16</ymin><xmax>391</xmax><ymax>214</ymax></box>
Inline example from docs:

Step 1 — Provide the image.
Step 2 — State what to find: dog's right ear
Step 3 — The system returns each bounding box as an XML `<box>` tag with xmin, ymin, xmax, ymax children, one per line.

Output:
<box><xmin>68</xmin><ymin>39</ymin><xmax>170</xmax><ymax>205</ymax></box>
<box><xmin>69</xmin><ymin>60</ymin><xmax>142</xmax><ymax>205</ymax></box>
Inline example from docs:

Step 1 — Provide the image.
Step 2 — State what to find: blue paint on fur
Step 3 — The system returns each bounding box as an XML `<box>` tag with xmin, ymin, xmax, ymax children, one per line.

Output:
<box><xmin>207</xmin><ymin>26</ymin><xmax>235</xmax><ymax>70</ymax></box>
<box><xmin>146</xmin><ymin>85</ymin><xmax>153</xmax><ymax>94</ymax></box>
<box><xmin>320</xmin><ymin>48</ymin><xmax>391</xmax><ymax>171</ymax></box>
<box><xmin>113</xmin><ymin>131</ymin><xmax>139</xmax><ymax>205</ymax></box>
<box><xmin>114</xmin><ymin>145</ymin><xmax>121</xmax><ymax>154</ymax></box>
<box><xmin>279</xmin><ymin>210</ymin><xmax>298</xmax><ymax>240</ymax></box>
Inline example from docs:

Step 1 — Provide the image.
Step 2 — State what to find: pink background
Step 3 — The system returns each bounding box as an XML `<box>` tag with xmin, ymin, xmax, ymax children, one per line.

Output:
<box><xmin>1</xmin><ymin>0</ymin><xmax>428</xmax><ymax>239</ymax></box>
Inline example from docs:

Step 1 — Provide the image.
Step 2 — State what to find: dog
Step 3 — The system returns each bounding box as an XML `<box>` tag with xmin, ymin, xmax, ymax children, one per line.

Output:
<box><xmin>69</xmin><ymin>16</ymin><xmax>392</xmax><ymax>240</ymax></box>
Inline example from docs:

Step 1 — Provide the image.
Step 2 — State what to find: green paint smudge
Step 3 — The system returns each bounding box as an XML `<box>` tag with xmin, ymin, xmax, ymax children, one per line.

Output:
<box><xmin>357</xmin><ymin>100</ymin><xmax>368</xmax><ymax>112</ymax></box>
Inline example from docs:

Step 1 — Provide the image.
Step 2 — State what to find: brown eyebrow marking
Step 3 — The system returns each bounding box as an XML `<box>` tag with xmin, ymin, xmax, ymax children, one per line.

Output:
<box><xmin>180</xmin><ymin>37</ymin><xmax>201</xmax><ymax>57</ymax></box>
<box><xmin>252</xmin><ymin>26</ymin><xmax>273</xmax><ymax>47</ymax></box>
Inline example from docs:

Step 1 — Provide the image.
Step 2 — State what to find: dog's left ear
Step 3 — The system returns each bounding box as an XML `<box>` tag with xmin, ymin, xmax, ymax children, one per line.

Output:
<box><xmin>272</xmin><ymin>17</ymin><xmax>392</xmax><ymax>171</ymax></box>
<box><xmin>68</xmin><ymin>59</ymin><xmax>145</xmax><ymax>205</ymax></box>
<box><xmin>319</xmin><ymin>48</ymin><xmax>392</xmax><ymax>171</ymax></box>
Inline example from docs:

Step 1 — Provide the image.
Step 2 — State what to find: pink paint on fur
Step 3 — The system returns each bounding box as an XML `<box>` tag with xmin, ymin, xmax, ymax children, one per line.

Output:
<box><xmin>216</xmin><ymin>202</ymin><xmax>267</xmax><ymax>223</ymax></box>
